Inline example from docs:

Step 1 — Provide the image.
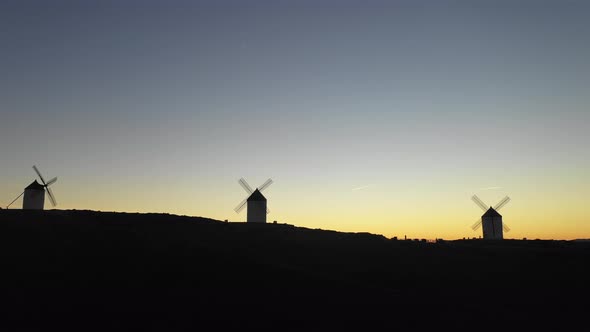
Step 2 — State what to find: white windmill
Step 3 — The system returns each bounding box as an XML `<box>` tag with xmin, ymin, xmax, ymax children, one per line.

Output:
<box><xmin>234</xmin><ymin>178</ymin><xmax>273</xmax><ymax>223</ymax></box>
<box><xmin>471</xmin><ymin>195</ymin><xmax>511</xmax><ymax>240</ymax></box>
<box><xmin>6</xmin><ymin>165</ymin><xmax>58</xmax><ymax>210</ymax></box>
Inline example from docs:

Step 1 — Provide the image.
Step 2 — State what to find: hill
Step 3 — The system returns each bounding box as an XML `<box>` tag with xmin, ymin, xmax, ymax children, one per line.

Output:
<box><xmin>1</xmin><ymin>209</ymin><xmax>588</xmax><ymax>330</ymax></box>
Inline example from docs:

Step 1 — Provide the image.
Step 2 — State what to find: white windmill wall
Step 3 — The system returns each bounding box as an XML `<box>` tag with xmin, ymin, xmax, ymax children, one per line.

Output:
<box><xmin>493</xmin><ymin>216</ymin><xmax>503</xmax><ymax>239</ymax></box>
<box><xmin>247</xmin><ymin>201</ymin><xmax>267</xmax><ymax>223</ymax></box>
<box><xmin>23</xmin><ymin>188</ymin><xmax>45</xmax><ymax>210</ymax></box>
<box><xmin>482</xmin><ymin>215</ymin><xmax>503</xmax><ymax>240</ymax></box>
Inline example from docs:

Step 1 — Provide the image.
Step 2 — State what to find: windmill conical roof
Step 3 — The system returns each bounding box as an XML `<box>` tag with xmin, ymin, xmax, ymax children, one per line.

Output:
<box><xmin>247</xmin><ymin>189</ymin><xmax>267</xmax><ymax>202</ymax></box>
<box><xmin>25</xmin><ymin>180</ymin><xmax>45</xmax><ymax>190</ymax></box>
<box><xmin>483</xmin><ymin>207</ymin><xmax>501</xmax><ymax>217</ymax></box>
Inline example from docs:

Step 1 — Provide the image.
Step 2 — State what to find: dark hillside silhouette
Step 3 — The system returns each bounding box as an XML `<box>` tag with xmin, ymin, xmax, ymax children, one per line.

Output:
<box><xmin>0</xmin><ymin>209</ymin><xmax>588</xmax><ymax>330</ymax></box>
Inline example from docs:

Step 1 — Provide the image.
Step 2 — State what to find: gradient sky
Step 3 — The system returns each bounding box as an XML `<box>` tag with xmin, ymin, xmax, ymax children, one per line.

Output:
<box><xmin>1</xmin><ymin>0</ymin><xmax>589</xmax><ymax>240</ymax></box>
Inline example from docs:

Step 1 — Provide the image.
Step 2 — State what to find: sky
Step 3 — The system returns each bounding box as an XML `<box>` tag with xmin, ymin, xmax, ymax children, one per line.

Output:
<box><xmin>1</xmin><ymin>0</ymin><xmax>589</xmax><ymax>240</ymax></box>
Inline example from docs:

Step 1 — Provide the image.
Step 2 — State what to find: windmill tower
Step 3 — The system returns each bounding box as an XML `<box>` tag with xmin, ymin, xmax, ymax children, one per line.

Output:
<box><xmin>23</xmin><ymin>180</ymin><xmax>46</xmax><ymax>209</ymax></box>
<box><xmin>6</xmin><ymin>165</ymin><xmax>58</xmax><ymax>210</ymax></box>
<box><xmin>234</xmin><ymin>178</ymin><xmax>273</xmax><ymax>223</ymax></box>
<box><xmin>471</xmin><ymin>195</ymin><xmax>511</xmax><ymax>240</ymax></box>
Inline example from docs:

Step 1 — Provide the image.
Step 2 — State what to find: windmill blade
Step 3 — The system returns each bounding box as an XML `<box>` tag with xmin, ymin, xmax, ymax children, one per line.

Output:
<box><xmin>6</xmin><ymin>192</ymin><xmax>24</xmax><ymax>209</ymax></box>
<box><xmin>45</xmin><ymin>177</ymin><xmax>58</xmax><ymax>186</ymax></box>
<box><xmin>33</xmin><ymin>165</ymin><xmax>47</xmax><ymax>185</ymax></box>
<box><xmin>238</xmin><ymin>178</ymin><xmax>253</xmax><ymax>195</ymax></box>
<box><xmin>46</xmin><ymin>187</ymin><xmax>57</xmax><ymax>207</ymax></box>
<box><xmin>234</xmin><ymin>198</ymin><xmax>247</xmax><ymax>213</ymax></box>
<box><xmin>494</xmin><ymin>196</ymin><xmax>511</xmax><ymax>211</ymax></box>
<box><xmin>471</xmin><ymin>218</ymin><xmax>482</xmax><ymax>231</ymax></box>
<box><xmin>258</xmin><ymin>178</ymin><xmax>274</xmax><ymax>192</ymax></box>
<box><xmin>471</xmin><ymin>195</ymin><xmax>488</xmax><ymax>211</ymax></box>
<box><xmin>503</xmin><ymin>223</ymin><xmax>511</xmax><ymax>232</ymax></box>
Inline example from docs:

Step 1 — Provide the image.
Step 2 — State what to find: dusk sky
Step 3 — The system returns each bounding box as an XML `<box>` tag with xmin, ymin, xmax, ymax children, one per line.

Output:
<box><xmin>1</xmin><ymin>0</ymin><xmax>589</xmax><ymax>240</ymax></box>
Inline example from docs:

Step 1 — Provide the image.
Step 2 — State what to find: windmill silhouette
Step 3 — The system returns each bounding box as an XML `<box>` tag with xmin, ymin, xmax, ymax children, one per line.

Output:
<box><xmin>471</xmin><ymin>195</ymin><xmax>511</xmax><ymax>240</ymax></box>
<box><xmin>6</xmin><ymin>165</ymin><xmax>58</xmax><ymax>210</ymax></box>
<box><xmin>234</xmin><ymin>178</ymin><xmax>273</xmax><ymax>223</ymax></box>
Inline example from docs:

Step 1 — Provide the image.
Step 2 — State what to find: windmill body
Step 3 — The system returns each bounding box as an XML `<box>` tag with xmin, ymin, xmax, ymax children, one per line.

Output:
<box><xmin>6</xmin><ymin>165</ymin><xmax>58</xmax><ymax>210</ymax></box>
<box><xmin>470</xmin><ymin>195</ymin><xmax>511</xmax><ymax>240</ymax></box>
<box><xmin>23</xmin><ymin>180</ymin><xmax>46</xmax><ymax>210</ymax></box>
<box><xmin>247</xmin><ymin>189</ymin><xmax>267</xmax><ymax>223</ymax></box>
<box><xmin>481</xmin><ymin>207</ymin><xmax>503</xmax><ymax>240</ymax></box>
<box><xmin>234</xmin><ymin>178</ymin><xmax>273</xmax><ymax>223</ymax></box>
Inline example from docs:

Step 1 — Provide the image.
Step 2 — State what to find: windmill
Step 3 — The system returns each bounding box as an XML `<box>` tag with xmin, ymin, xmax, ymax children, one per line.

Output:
<box><xmin>6</xmin><ymin>165</ymin><xmax>58</xmax><ymax>210</ymax></box>
<box><xmin>234</xmin><ymin>178</ymin><xmax>273</xmax><ymax>223</ymax></box>
<box><xmin>471</xmin><ymin>195</ymin><xmax>511</xmax><ymax>240</ymax></box>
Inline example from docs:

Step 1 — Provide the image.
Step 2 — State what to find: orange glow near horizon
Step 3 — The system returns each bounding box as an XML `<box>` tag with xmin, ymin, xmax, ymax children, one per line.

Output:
<box><xmin>3</xmin><ymin>165</ymin><xmax>587</xmax><ymax>241</ymax></box>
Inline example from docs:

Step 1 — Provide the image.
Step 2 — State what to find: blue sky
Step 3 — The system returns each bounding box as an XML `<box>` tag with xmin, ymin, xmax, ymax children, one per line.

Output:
<box><xmin>1</xmin><ymin>0</ymin><xmax>589</xmax><ymax>239</ymax></box>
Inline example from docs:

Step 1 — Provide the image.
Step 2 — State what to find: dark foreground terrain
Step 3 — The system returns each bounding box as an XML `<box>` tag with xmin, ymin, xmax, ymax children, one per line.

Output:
<box><xmin>0</xmin><ymin>210</ymin><xmax>588</xmax><ymax>331</ymax></box>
